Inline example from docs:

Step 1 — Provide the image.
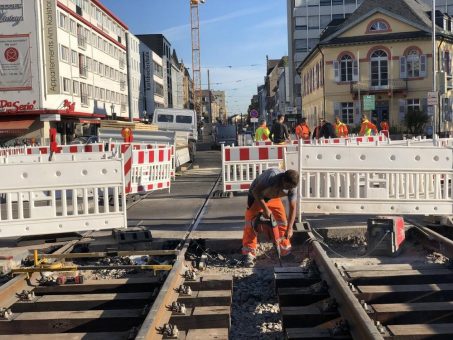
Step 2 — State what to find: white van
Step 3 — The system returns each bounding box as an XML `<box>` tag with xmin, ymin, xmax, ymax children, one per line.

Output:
<box><xmin>153</xmin><ymin>108</ymin><xmax>198</xmax><ymax>161</ymax></box>
<box><xmin>153</xmin><ymin>109</ymin><xmax>198</xmax><ymax>142</ymax></box>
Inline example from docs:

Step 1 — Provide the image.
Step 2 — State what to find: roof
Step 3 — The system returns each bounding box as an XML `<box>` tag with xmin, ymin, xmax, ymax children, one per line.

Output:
<box><xmin>324</xmin><ymin>31</ymin><xmax>431</xmax><ymax>46</ymax></box>
<box><xmin>267</xmin><ymin>59</ymin><xmax>280</xmax><ymax>75</ymax></box>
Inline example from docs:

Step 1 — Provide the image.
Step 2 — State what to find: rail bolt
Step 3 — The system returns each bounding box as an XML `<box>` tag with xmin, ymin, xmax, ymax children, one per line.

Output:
<box><xmin>161</xmin><ymin>323</ymin><xmax>179</xmax><ymax>339</ymax></box>
<box><xmin>170</xmin><ymin>301</ymin><xmax>186</xmax><ymax>315</ymax></box>
<box><xmin>375</xmin><ymin>321</ymin><xmax>386</xmax><ymax>334</ymax></box>
<box><xmin>184</xmin><ymin>270</ymin><xmax>197</xmax><ymax>281</ymax></box>
<box><xmin>0</xmin><ymin>308</ymin><xmax>12</xmax><ymax>320</ymax></box>
<box><xmin>17</xmin><ymin>290</ymin><xmax>35</xmax><ymax>301</ymax></box>
<box><xmin>331</xmin><ymin>319</ymin><xmax>349</xmax><ymax>335</ymax></box>
<box><xmin>177</xmin><ymin>284</ymin><xmax>192</xmax><ymax>296</ymax></box>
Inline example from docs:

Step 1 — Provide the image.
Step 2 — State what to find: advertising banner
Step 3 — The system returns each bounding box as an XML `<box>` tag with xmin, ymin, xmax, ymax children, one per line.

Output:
<box><xmin>43</xmin><ymin>0</ymin><xmax>59</xmax><ymax>94</ymax></box>
<box><xmin>0</xmin><ymin>1</ymin><xmax>24</xmax><ymax>27</ymax></box>
<box><xmin>0</xmin><ymin>34</ymin><xmax>31</xmax><ymax>91</ymax></box>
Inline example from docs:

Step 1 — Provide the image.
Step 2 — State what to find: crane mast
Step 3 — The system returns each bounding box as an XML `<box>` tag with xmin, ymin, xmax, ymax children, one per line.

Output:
<box><xmin>190</xmin><ymin>0</ymin><xmax>202</xmax><ymax>122</ymax></box>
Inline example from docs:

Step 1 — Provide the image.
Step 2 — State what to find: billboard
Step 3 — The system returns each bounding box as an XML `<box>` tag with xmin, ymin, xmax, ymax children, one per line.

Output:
<box><xmin>0</xmin><ymin>34</ymin><xmax>31</xmax><ymax>91</ymax></box>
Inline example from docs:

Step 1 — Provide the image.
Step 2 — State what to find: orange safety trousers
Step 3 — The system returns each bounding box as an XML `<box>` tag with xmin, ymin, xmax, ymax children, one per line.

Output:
<box><xmin>242</xmin><ymin>198</ymin><xmax>291</xmax><ymax>257</ymax></box>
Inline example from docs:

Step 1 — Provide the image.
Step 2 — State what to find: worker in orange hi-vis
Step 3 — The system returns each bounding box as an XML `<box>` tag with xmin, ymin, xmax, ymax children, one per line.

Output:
<box><xmin>295</xmin><ymin>117</ymin><xmax>311</xmax><ymax>141</ymax></box>
<box><xmin>241</xmin><ymin>168</ymin><xmax>300</xmax><ymax>267</ymax></box>
<box><xmin>255</xmin><ymin>119</ymin><xmax>270</xmax><ymax>141</ymax></box>
<box><xmin>359</xmin><ymin>114</ymin><xmax>378</xmax><ymax>136</ymax></box>
<box><xmin>334</xmin><ymin>116</ymin><xmax>349</xmax><ymax>138</ymax></box>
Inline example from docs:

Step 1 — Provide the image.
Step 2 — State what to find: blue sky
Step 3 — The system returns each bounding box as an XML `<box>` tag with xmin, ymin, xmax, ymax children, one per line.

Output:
<box><xmin>101</xmin><ymin>0</ymin><xmax>288</xmax><ymax>115</ymax></box>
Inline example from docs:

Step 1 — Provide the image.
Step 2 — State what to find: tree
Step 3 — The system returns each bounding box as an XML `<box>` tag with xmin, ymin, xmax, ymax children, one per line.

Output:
<box><xmin>404</xmin><ymin>107</ymin><xmax>429</xmax><ymax>134</ymax></box>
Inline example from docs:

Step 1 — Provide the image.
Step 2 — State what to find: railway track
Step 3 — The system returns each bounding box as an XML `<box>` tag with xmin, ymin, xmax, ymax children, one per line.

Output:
<box><xmin>277</xmin><ymin>222</ymin><xmax>453</xmax><ymax>340</ymax></box>
<box><xmin>0</xmin><ymin>169</ymin><xmax>231</xmax><ymax>339</ymax></box>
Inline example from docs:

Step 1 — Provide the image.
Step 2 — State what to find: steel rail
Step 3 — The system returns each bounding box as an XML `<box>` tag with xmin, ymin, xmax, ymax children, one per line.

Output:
<box><xmin>306</xmin><ymin>226</ymin><xmax>384</xmax><ymax>340</ymax></box>
<box><xmin>135</xmin><ymin>172</ymin><xmax>221</xmax><ymax>340</ymax></box>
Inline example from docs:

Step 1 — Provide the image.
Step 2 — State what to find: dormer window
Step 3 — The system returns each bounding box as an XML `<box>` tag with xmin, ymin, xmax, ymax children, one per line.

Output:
<box><xmin>366</xmin><ymin>19</ymin><xmax>391</xmax><ymax>33</ymax></box>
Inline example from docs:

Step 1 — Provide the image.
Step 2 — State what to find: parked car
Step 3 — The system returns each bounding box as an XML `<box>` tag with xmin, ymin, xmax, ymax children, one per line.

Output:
<box><xmin>212</xmin><ymin>125</ymin><xmax>237</xmax><ymax>149</ymax></box>
<box><xmin>70</xmin><ymin>136</ymin><xmax>99</xmax><ymax>144</ymax></box>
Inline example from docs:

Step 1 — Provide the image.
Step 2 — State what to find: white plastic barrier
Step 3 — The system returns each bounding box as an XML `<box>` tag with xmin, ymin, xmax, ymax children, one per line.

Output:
<box><xmin>222</xmin><ymin>144</ymin><xmax>297</xmax><ymax>192</ymax></box>
<box><xmin>26</xmin><ymin>143</ymin><xmax>105</xmax><ymax>155</ymax></box>
<box><xmin>0</xmin><ymin>146</ymin><xmax>26</xmax><ymax>157</ymax></box>
<box><xmin>0</xmin><ymin>157</ymin><xmax>126</xmax><ymax>238</ymax></box>
<box><xmin>121</xmin><ymin>144</ymin><xmax>173</xmax><ymax>195</ymax></box>
<box><xmin>284</xmin><ymin>145</ymin><xmax>453</xmax><ymax>219</ymax></box>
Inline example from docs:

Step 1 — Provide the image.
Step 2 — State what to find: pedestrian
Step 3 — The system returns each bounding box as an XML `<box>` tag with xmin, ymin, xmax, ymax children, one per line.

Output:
<box><xmin>334</xmin><ymin>116</ymin><xmax>349</xmax><ymax>138</ymax></box>
<box><xmin>295</xmin><ymin>117</ymin><xmax>311</xmax><ymax>141</ymax></box>
<box><xmin>269</xmin><ymin>114</ymin><xmax>290</xmax><ymax>144</ymax></box>
<box><xmin>241</xmin><ymin>168</ymin><xmax>300</xmax><ymax>267</ymax></box>
<box><xmin>380</xmin><ymin>119</ymin><xmax>389</xmax><ymax>131</ymax></box>
<box><xmin>359</xmin><ymin>114</ymin><xmax>378</xmax><ymax>136</ymax></box>
<box><xmin>255</xmin><ymin>119</ymin><xmax>270</xmax><ymax>142</ymax></box>
<box><xmin>312</xmin><ymin>118</ymin><xmax>323</xmax><ymax>139</ymax></box>
<box><xmin>320</xmin><ymin>119</ymin><xmax>336</xmax><ymax>138</ymax></box>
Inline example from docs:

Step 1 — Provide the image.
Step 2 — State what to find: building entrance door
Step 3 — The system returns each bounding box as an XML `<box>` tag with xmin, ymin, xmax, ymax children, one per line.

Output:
<box><xmin>371</xmin><ymin>101</ymin><xmax>389</xmax><ymax>126</ymax></box>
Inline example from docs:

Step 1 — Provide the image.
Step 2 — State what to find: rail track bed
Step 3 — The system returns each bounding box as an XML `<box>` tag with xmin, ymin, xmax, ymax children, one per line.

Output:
<box><xmin>276</xmin><ymin>225</ymin><xmax>453</xmax><ymax>340</ymax></box>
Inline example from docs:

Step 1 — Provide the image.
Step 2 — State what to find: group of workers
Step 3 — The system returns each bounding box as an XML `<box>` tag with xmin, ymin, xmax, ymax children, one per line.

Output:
<box><xmin>243</xmin><ymin>113</ymin><xmax>391</xmax><ymax>267</ymax></box>
<box><xmin>254</xmin><ymin>114</ymin><xmax>390</xmax><ymax>143</ymax></box>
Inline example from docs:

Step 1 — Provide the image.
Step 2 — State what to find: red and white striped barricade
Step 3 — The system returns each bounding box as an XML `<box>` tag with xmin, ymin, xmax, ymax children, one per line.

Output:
<box><xmin>110</xmin><ymin>142</ymin><xmax>176</xmax><ymax>180</ymax></box>
<box><xmin>25</xmin><ymin>143</ymin><xmax>105</xmax><ymax>155</ymax></box>
<box><xmin>284</xmin><ymin>144</ymin><xmax>453</xmax><ymax>221</ymax></box>
<box><xmin>0</xmin><ymin>146</ymin><xmax>27</xmax><ymax>157</ymax></box>
<box><xmin>120</xmin><ymin>144</ymin><xmax>173</xmax><ymax>195</ymax></box>
<box><xmin>0</xmin><ymin>156</ymin><xmax>126</xmax><ymax>238</ymax></box>
<box><xmin>222</xmin><ymin>144</ymin><xmax>297</xmax><ymax>192</ymax></box>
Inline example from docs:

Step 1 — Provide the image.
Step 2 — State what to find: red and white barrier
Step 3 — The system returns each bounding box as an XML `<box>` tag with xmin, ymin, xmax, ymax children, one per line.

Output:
<box><xmin>0</xmin><ymin>146</ymin><xmax>27</xmax><ymax>157</ymax></box>
<box><xmin>222</xmin><ymin>144</ymin><xmax>297</xmax><ymax>192</ymax></box>
<box><xmin>120</xmin><ymin>144</ymin><xmax>172</xmax><ymax>195</ymax></box>
<box><xmin>25</xmin><ymin>143</ymin><xmax>105</xmax><ymax>155</ymax></box>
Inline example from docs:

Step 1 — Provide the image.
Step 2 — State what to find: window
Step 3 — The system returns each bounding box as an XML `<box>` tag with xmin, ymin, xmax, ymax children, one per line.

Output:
<box><xmin>58</xmin><ymin>12</ymin><xmax>67</xmax><ymax>30</ymax></box>
<box><xmin>157</xmin><ymin>114</ymin><xmax>174</xmax><ymax>123</ymax></box>
<box><xmin>295</xmin><ymin>39</ymin><xmax>308</xmax><ymax>53</ymax></box>
<box><xmin>340</xmin><ymin>55</ymin><xmax>353</xmax><ymax>82</ymax></box>
<box><xmin>71</xmin><ymin>50</ymin><xmax>78</xmax><ymax>65</ymax></box>
<box><xmin>407</xmin><ymin>50</ymin><xmax>420</xmax><ymax>78</ymax></box>
<box><xmin>73</xmin><ymin>80</ymin><xmax>80</xmax><ymax>96</ymax></box>
<box><xmin>370</xmin><ymin>50</ymin><xmax>388</xmax><ymax>87</ymax></box>
<box><xmin>88</xmin><ymin>84</ymin><xmax>93</xmax><ymax>98</ymax></box>
<box><xmin>100</xmin><ymin>88</ymin><xmax>105</xmax><ymax>100</ymax></box>
<box><xmin>368</xmin><ymin>20</ymin><xmax>389</xmax><ymax>32</ymax></box>
<box><xmin>62</xmin><ymin>78</ymin><xmax>71</xmax><ymax>93</ymax></box>
<box><xmin>407</xmin><ymin>98</ymin><xmax>420</xmax><ymax>111</ymax></box>
<box><xmin>341</xmin><ymin>102</ymin><xmax>354</xmax><ymax>124</ymax></box>
<box><xmin>70</xmin><ymin>19</ymin><xmax>76</xmax><ymax>35</ymax></box>
<box><xmin>60</xmin><ymin>45</ymin><xmax>69</xmax><ymax>62</ymax></box>
<box><xmin>176</xmin><ymin>115</ymin><xmax>192</xmax><ymax>124</ymax></box>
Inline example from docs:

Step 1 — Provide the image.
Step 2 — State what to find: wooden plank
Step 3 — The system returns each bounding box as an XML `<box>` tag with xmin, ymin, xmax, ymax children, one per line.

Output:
<box><xmin>277</xmin><ymin>287</ymin><xmax>329</xmax><ymax>307</ymax></box>
<box><xmin>373</xmin><ymin>301</ymin><xmax>453</xmax><ymax>313</ymax></box>
<box><xmin>0</xmin><ymin>332</ymin><xmax>130</xmax><ymax>340</ymax></box>
<box><xmin>358</xmin><ymin>283</ymin><xmax>453</xmax><ymax>294</ymax></box>
<box><xmin>34</xmin><ymin>277</ymin><xmax>160</xmax><ymax>294</ymax></box>
<box><xmin>342</xmin><ymin>264</ymin><xmax>448</xmax><ymax>272</ymax></box>
<box><xmin>178</xmin><ymin>290</ymin><xmax>231</xmax><ymax>307</ymax></box>
<box><xmin>12</xmin><ymin>292</ymin><xmax>153</xmax><ymax>312</ymax></box>
<box><xmin>275</xmin><ymin>273</ymin><xmax>320</xmax><ymax>288</ymax></box>
<box><xmin>286</xmin><ymin>328</ymin><xmax>352</xmax><ymax>339</ymax></box>
<box><xmin>186</xmin><ymin>275</ymin><xmax>232</xmax><ymax>291</ymax></box>
<box><xmin>281</xmin><ymin>306</ymin><xmax>340</xmax><ymax>328</ymax></box>
<box><xmin>169</xmin><ymin>306</ymin><xmax>230</xmax><ymax>331</ymax></box>
<box><xmin>274</xmin><ymin>267</ymin><xmax>307</xmax><ymax>273</ymax></box>
<box><xmin>281</xmin><ymin>306</ymin><xmax>333</xmax><ymax>316</ymax></box>
<box><xmin>186</xmin><ymin>328</ymin><xmax>229</xmax><ymax>340</ymax></box>
<box><xmin>0</xmin><ymin>309</ymin><xmax>144</xmax><ymax>334</ymax></box>
<box><xmin>387</xmin><ymin>323</ymin><xmax>453</xmax><ymax>336</ymax></box>
<box><xmin>347</xmin><ymin>269</ymin><xmax>453</xmax><ymax>278</ymax></box>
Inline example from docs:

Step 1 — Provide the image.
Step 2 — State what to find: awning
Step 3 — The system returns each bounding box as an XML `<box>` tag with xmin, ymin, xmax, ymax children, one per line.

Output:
<box><xmin>0</xmin><ymin>119</ymin><xmax>34</xmax><ymax>135</ymax></box>
<box><xmin>79</xmin><ymin>119</ymin><xmax>101</xmax><ymax>125</ymax></box>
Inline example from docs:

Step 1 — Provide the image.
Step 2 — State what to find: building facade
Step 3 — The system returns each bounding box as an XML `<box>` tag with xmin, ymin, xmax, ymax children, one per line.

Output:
<box><xmin>127</xmin><ymin>33</ymin><xmax>141</xmax><ymax>119</ymax></box>
<box><xmin>298</xmin><ymin>0</ymin><xmax>453</xmax><ymax>134</ymax></box>
<box><xmin>0</xmin><ymin>0</ymin><xmax>131</xmax><ymax>143</ymax></box>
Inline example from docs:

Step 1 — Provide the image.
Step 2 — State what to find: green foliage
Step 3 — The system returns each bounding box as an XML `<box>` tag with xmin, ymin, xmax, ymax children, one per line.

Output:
<box><xmin>404</xmin><ymin>108</ymin><xmax>429</xmax><ymax>134</ymax></box>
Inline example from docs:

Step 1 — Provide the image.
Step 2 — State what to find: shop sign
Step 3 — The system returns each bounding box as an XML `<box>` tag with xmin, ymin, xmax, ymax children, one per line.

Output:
<box><xmin>43</xmin><ymin>0</ymin><xmax>60</xmax><ymax>94</ymax></box>
<box><xmin>0</xmin><ymin>1</ymin><xmax>24</xmax><ymax>27</ymax></box>
<box><xmin>0</xmin><ymin>99</ymin><xmax>36</xmax><ymax>112</ymax></box>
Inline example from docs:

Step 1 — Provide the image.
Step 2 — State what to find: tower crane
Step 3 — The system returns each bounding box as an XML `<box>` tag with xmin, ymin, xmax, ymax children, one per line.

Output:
<box><xmin>190</xmin><ymin>0</ymin><xmax>204</xmax><ymax>121</ymax></box>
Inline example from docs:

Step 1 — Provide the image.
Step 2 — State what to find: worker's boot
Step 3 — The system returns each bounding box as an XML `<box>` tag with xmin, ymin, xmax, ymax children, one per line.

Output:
<box><xmin>241</xmin><ymin>254</ymin><xmax>255</xmax><ymax>268</ymax></box>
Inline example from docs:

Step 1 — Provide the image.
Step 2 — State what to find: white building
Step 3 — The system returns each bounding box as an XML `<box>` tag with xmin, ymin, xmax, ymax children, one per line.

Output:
<box><xmin>276</xmin><ymin>65</ymin><xmax>290</xmax><ymax>116</ymax></box>
<box><xmin>0</xmin><ymin>0</ymin><xmax>130</xmax><ymax>144</ymax></box>
<box><xmin>127</xmin><ymin>33</ymin><xmax>141</xmax><ymax>120</ymax></box>
<box><xmin>138</xmin><ymin>43</ymin><xmax>165</xmax><ymax>119</ymax></box>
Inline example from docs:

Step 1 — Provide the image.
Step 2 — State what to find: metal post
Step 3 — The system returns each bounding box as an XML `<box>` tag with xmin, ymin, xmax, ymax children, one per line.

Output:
<box><xmin>432</xmin><ymin>0</ymin><xmax>438</xmax><ymax>138</ymax></box>
<box><xmin>208</xmin><ymin>69</ymin><xmax>212</xmax><ymax>123</ymax></box>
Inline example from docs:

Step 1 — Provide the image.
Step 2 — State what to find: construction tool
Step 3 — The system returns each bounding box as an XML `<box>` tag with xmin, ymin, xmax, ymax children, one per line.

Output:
<box><xmin>56</xmin><ymin>274</ymin><xmax>84</xmax><ymax>285</ymax></box>
<box><xmin>251</xmin><ymin>213</ymin><xmax>282</xmax><ymax>266</ymax></box>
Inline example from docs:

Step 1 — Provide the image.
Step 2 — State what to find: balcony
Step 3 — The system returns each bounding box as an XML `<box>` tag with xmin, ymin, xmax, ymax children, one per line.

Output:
<box><xmin>77</xmin><ymin>34</ymin><xmax>87</xmax><ymax>49</ymax></box>
<box><xmin>119</xmin><ymin>58</ymin><xmax>125</xmax><ymax>70</ymax></box>
<box><xmin>79</xmin><ymin>65</ymin><xmax>88</xmax><ymax>78</ymax></box>
<box><xmin>120</xmin><ymin>80</ymin><xmax>126</xmax><ymax>91</ymax></box>
<box><xmin>81</xmin><ymin>93</ymin><xmax>88</xmax><ymax>106</ymax></box>
<box><xmin>350</xmin><ymin>79</ymin><xmax>408</xmax><ymax>94</ymax></box>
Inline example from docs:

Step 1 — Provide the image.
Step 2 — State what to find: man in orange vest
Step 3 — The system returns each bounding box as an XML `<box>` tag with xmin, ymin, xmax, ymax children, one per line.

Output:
<box><xmin>359</xmin><ymin>114</ymin><xmax>378</xmax><ymax>136</ymax></box>
<box><xmin>334</xmin><ymin>116</ymin><xmax>349</xmax><ymax>138</ymax></box>
<box><xmin>295</xmin><ymin>117</ymin><xmax>311</xmax><ymax>141</ymax></box>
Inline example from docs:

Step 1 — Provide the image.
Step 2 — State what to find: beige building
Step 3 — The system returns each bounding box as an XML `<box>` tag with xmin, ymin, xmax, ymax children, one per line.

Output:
<box><xmin>298</xmin><ymin>0</ymin><xmax>453</xmax><ymax>133</ymax></box>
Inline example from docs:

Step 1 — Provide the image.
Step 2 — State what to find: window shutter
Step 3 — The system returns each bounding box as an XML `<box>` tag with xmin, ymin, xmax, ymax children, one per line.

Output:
<box><xmin>420</xmin><ymin>55</ymin><xmax>427</xmax><ymax>77</ymax></box>
<box><xmin>398</xmin><ymin>99</ymin><xmax>406</xmax><ymax>121</ymax></box>
<box><xmin>353</xmin><ymin>60</ymin><xmax>358</xmax><ymax>81</ymax></box>
<box><xmin>353</xmin><ymin>101</ymin><xmax>361</xmax><ymax>125</ymax></box>
<box><xmin>400</xmin><ymin>56</ymin><xmax>407</xmax><ymax>79</ymax></box>
<box><xmin>333</xmin><ymin>60</ymin><xmax>339</xmax><ymax>82</ymax></box>
<box><xmin>334</xmin><ymin>102</ymin><xmax>341</xmax><ymax>117</ymax></box>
